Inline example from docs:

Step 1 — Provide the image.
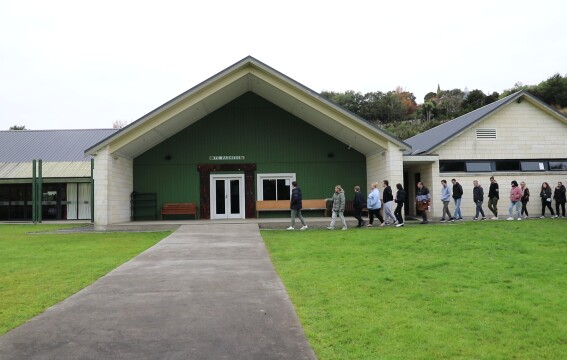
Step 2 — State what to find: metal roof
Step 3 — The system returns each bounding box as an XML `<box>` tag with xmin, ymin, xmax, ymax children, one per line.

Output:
<box><xmin>0</xmin><ymin>129</ymin><xmax>118</xmax><ymax>163</ymax></box>
<box><xmin>404</xmin><ymin>91</ymin><xmax>524</xmax><ymax>155</ymax></box>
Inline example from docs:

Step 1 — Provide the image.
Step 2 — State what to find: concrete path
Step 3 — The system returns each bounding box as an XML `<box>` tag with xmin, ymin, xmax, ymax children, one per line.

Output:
<box><xmin>0</xmin><ymin>223</ymin><xmax>317</xmax><ymax>360</ymax></box>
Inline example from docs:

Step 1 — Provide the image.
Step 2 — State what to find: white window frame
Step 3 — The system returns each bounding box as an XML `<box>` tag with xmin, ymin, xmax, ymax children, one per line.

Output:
<box><xmin>256</xmin><ymin>173</ymin><xmax>296</xmax><ymax>200</ymax></box>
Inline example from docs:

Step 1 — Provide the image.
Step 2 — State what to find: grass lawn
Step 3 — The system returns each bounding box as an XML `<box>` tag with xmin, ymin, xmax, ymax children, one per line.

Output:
<box><xmin>262</xmin><ymin>220</ymin><xmax>567</xmax><ymax>360</ymax></box>
<box><xmin>0</xmin><ymin>224</ymin><xmax>169</xmax><ymax>336</ymax></box>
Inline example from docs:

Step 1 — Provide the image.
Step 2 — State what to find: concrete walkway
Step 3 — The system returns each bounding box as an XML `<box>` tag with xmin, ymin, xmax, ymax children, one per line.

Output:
<box><xmin>0</xmin><ymin>223</ymin><xmax>317</xmax><ymax>360</ymax></box>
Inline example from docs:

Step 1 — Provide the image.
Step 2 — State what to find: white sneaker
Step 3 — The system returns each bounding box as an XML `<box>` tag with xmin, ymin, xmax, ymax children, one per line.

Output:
<box><xmin>517</xmin><ymin>218</ymin><xmax>522</xmax><ymax>221</ymax></box>
<box><xmin>342</xmin><ymin>227</ymin><xmax>348</xmax><ymax>230</ymax></box>
<box><xmin>491</xmin><ymin>216</ymin><xmax>498</xmax><ymax>220</ymax></box>
<box><xmin>300</xmin><ymin>225</ymin><xmax>308</xmax><ymax>230</ymax></box>
<box><xmin>327</xmin><ymin>226</ymin><xmax>334</xmax><ymax>230</ymax></box>
<box><xmin>396</xmin><ymin>223</ymin><xmax>404</xmax><ymax>227</ymax></box>
<box><xmin>540</xmin><ymin>216</ymin><xmax>545</xmax><ymax>219</ymax></box>
<box><xmin>507</xmin><ymin>217</ymin><xmax>514</xmax><ymax>221</ymax></box>
<box><xmin>286</xmin><ymin>226</ymin><xmax>294</xmax><ymax>230</ymax></box>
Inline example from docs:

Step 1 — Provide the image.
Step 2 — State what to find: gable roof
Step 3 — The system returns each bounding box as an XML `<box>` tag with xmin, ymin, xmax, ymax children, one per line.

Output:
<box><xmin>86</xmin><ymin>56</ymin><xmax>410</xmax><ymax>158</ymax></box>
<box><xmin>405</xmin><ymin>91</ymin><xmax>567</xmax><ymax>155</ymax></box>
<box><xmin>0</xmin><ymin>129</ymin><xmax>118</xmax><ymax>163</ymax></box>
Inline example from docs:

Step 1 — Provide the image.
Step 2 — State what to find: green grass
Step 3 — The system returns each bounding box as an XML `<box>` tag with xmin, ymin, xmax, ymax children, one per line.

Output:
<box><xmin>0</xmin><ymin>224</ymin><xmax>169</xmax><ymax>335</ymax></box>
<box><xmin>262</xmin><ymin>220</ymin><xmax>567</xmax><ymax>359</ymax></box>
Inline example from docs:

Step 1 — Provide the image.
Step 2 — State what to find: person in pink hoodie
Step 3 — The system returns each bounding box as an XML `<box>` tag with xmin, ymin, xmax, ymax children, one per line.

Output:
<box><xmin>508</xmin><ymin>180</ymin><xmax>522</xmax><ymax>220</ymax></box>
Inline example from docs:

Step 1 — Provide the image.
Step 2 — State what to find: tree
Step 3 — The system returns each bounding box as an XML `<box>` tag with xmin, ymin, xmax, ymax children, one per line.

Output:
<box><xmin>112</xmin><ymin>120</ymin><xmax>129</xmax><ymax>129</ymax></box>
<box><xmin>437</xmin><ymin>89</ymin><xmax>464</xmax><ymax>118</ymax></box>
<box><xmin>9</xmin><ymin>125</ymin><xmax>27</xmax><ymax>130</ymax></box>
<box><xmin>534</xmin><ymin>73</ymin><xmax>567</xmax><ymax>108</ymax></box>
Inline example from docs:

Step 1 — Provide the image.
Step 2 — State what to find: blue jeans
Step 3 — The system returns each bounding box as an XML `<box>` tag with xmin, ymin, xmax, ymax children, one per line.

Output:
<box><xmin>508</xmin><ymin>201</ymin><xmax>521</xmax><ymax>218</ymax></box>
<box><xmin>475</xmin><ymin>200</ymin><xmax>485</xmax><ymax>218</ymax></box>
<box><xmin>453</xmin><ymin>198</ymin><xmax>462</xmax><ymax>219</ymax></box>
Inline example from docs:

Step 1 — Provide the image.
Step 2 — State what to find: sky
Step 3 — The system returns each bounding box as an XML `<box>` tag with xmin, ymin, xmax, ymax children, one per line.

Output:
<box><xmin>1</xmin><ymin>0</ymin><xmax>565</xmax><ymax>130</ymax></box>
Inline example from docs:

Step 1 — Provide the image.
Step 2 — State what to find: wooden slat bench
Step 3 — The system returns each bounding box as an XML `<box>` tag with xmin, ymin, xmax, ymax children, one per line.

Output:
<box><xmin>256</xmin><ymin>199</ymin><xmax>327</xmax><ymax>217</ymax></box>
<box><xmin>161</xmin><ymin>203</ymin><xmax>198</xmax><ymax>220</ymax></box>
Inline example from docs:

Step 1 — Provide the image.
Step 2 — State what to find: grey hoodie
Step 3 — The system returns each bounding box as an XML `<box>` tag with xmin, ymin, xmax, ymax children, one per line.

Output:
<box><xmin>332</xmin><ymin>190</ymin><xmax>346</xmax><ymax>212</ymax></box>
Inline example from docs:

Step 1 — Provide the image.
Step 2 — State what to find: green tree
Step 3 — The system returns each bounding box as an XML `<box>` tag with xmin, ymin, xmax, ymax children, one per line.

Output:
<box><xmin>9</xmin><ymin>125</ymin><xmax>27</xmax><ymax>130</ymax></box>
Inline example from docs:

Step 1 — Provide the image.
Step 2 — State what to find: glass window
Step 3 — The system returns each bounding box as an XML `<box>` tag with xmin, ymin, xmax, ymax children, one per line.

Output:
<box><xmin>257</xmin><ymin>174</ymin><xmax>295</xmax><ymax>200</ymax></box>
<box><xmin>549</xmin><ymin>161</ymin><xmax>567</xmax><ymax>171</ymax></box>
<box><xmin>494</xmin><ymin>160</ymin><xmax>520</xmax><ymax>171</ymax></box>
<box><xmin>439</xmin><ymin>161</ymin><xmax>466</xmax><ymax>172</ymax></box>
<box><xmin>521</xmin><ymin>161</ymin><xmax>547</xmax><ymax>171</ymax></box>
<box><xmin>466</xmin><ymin>162</ymin><xmax>493</xmax><ymax>172</ymax></box>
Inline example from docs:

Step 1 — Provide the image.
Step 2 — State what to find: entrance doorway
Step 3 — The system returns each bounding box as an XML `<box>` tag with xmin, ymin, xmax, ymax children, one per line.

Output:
<box><xmin>210</xmin><ymin>174</ymin><xmax>245</xmax><ymax>219</ymax></box>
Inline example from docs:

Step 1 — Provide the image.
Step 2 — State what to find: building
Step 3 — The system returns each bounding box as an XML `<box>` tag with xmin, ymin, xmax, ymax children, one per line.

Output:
<box><xmin>0</xmin><ymin>129</ymin><xmax>117</xmax><ymax>221</ymax></box>
<box><xmin>404</xmin><ymin>91</ymin><xmax>567</xmax><ymax>217</ymax></box>
<box><xmin>2</xmin><ymin>57</ymin><xmax>566</xmax><ymax>226</ymax></box>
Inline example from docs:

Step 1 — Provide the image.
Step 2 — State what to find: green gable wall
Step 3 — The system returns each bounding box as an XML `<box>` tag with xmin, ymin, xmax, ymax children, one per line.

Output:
<box><xmin>133</xmin><ymin>92</ymin><xmax>366</xmax><ymax>212</ymax></box>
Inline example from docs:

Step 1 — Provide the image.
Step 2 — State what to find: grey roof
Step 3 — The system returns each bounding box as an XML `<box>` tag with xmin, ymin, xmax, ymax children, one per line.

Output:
<box><xmin>0</xmin><ymin>129</ymin><xmax>118</xmax><ymax>163</ymax></box>
<box><xmin>405</xmin><ymin>91</ymin><xmax>525</xmax><ymax>155</ymax></box>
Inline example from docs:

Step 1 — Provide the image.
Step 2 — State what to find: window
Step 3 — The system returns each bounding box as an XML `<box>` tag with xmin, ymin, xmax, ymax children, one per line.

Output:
<box><xmin>521</xmin><ymin>161</ymin><xmax>547</xmax><ymax>171</ymax></box>
<box><xmin>439</xmin><ymin>161</ymin><xmax>466</xmax><ymax>172</ymax></box>
<box><xmin>466</xmin><ymin>162</ymin><xmax>493</xmax><ymax>172</ymax></box>
<box><xmin>549</xmin><ymin>161</ymin><xmax>567</xmax><ymax>171</ymax></box>
<box><xmin>257</xmin><ymin>173</ymin><xmax>295</xmax><ymax>200</ymax></box>
<box><xmin>494</xmin><ymin>160</ymin><xmax>520</xmax><ymax>171</ymax></box>
<box><xmin>476</xmin><ymin>128</ymin><xmax>497</xmax><ymax>140</ymax></box>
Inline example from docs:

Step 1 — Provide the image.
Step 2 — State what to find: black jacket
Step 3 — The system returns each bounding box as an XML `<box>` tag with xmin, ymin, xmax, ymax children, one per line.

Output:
<box><xmin>473</xmin><ymin>185</ymin><xmax>484</xmax><ymax>203</ymax></box>
<box><xmin>554</xmin><ymin>185</ymin><xmax>566</xmax><ymax>203</ymax></box>
<box><xmin>540</xmin><ymin>187</ymin><xmax>552</xmax><ymax>202</ymax></box>
<box><xmin>488</xmin><ymin>182</ymin><xmax>499</xmax><ymax>199</ymax></box>
<box><xmin>383</xmin><ymin>186</ymin><xmax>393</xmax><ymax>203</ymax></box>
<box><xmin>395</xmin><ymin>189</ymin><xmax>407</xmax><ymax>203</ymax></box>
<box><xmin>353</xmin><ymin>191</ymin><xmax>365</xmax><ymax>209</ymax></box>
<box><xmin>290</xmin><ymin>187</ymin><xmax>303</xmax><ymax>210</ymax></box>
<box><xmin>452</xmin><ymin>182</ymin><xmax>463</xmax><ymax>200</ymax></box>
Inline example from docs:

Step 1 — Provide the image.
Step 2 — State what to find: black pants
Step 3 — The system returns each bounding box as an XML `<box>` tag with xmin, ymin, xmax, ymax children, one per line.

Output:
<box><xmin>394</xmin><ymin>202</ymin><xmax>404</xmax><ymax>224</ymax></box>
<box><xmin>354</xmin><ymin>207</ymin><xmax>364</xmax><ymax>225</ymax></box>
<box><xmin>556</xmin><ymin>202</ymin><xmax>566</xmax><ymax>217</ymax></box>
<box><xmin>542</xmin><ymin>200</ymin><xmax>555</xmax><ymax>216</ymax></box>
<box><xmin>521</xmin><ymin>200</ymin><xmax>529</xmax><ymax>217</ymax></box>
<box><xmin>368</xmin><ymin>208</ymin><xmax>384</xmax><ymax>225</ymax></box>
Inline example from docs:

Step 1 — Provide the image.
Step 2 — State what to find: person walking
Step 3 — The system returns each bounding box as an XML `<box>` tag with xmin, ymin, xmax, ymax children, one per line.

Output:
<box><xmin>507</xmin><ymin>180</ymin><xmax>522</xmax><ymax>220</ymax></box>
<box><xmin>440</xmin><ymin>179</ymin><xmax>452</xmax><ymax>222</ymax></box>
<box><xmin>367</xmin><ymin>182</ymin><xmax>385</xmax><ymax>227</ymax></box>
<box><xmin>394</xmin><ymin>183</ymin><xmax>406</xmax><ymax>227</ymax></box>
<box><xmin>328</xmin><ymin>185</ymin><xmax>348</xmax><ymax>230</ymax></box>
<box><xmin>520</xmin><ymin>181</ymin><xmax>530</xmax><ymax>218</ymax></box>
<box><xmin>416</xmin><ymin>182</ymin><xmax>431</xmax><ymax>224</ymax></box>
<box><xmin>287</xmin><ymin>181</ymin><xmax>308</xmax><ymax>230</ymax></box>
<box><xmin>553</xmin><ymin>181</ymin><xmax>566</xmax><ymax>218</ymax></box>
<box><xmin>473</xmin><ymin>180</ymin><xmax>486</xmax><ymax>220</ymax></box>
<box><xmin>451</xmin><ymin>178</ymin><xmax>463</xmax><ymax>221</ymax></box>
<box><xmin>382</xmin><ymin>180</ymin><xmax>397</xmax><ymax>225</ymax></box>
<box><xmin>488</xmin><ymin>176</ymin><xmax>499</xmax><ymax>220</ymax></box>
<box><xmin>353</xmin><ymin>185</ymin><xmax>366</xmax><ymax>227</ymax></box>
<box><xmin>540</xmin><ymin>182</ymin><xmax>555</xmax><ymax>218</ymax></box>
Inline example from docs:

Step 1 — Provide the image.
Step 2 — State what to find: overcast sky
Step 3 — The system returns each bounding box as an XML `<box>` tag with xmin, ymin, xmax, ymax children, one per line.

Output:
<box><xmin>1</xmin><ymin>0</ymin><xmax>565</xmax><ymax>130</ymax></box>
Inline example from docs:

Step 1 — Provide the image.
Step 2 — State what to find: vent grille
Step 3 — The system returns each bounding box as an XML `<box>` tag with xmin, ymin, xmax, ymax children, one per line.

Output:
<box><xmin>476</xmin><ymin>128</ymin><xmax>497</xmax><ymax>139</ymax></box>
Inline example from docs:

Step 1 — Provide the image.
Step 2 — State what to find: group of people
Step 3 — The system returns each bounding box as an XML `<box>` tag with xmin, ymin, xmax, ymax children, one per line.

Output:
<box><xmin>287</xmin><ymin>177</ymin><xmax>567</xmax><ymax>230</ymax></box>
<box><xmin>431</xmin><ymin>177</ymin><xmax>567</xmax><ymax>223</ymax></box>
<box><xmin>288</xmin><ymin>180</ymin><xmax>407</xmax><ymax>230</ymax></box>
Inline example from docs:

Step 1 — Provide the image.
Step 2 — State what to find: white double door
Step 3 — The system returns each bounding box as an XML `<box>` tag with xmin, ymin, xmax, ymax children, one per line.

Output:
<box><xmin>210</xmin><ymin>174</ymin><xmax>245</xmax><ymax>219</ymax></box>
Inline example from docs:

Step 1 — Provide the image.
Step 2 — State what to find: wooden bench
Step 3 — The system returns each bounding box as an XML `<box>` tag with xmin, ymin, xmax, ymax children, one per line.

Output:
<box><xmin>256</xmin><ymin>199</ymin><xmax>327</xmax><ymax>217</ymax></box>
<box><xmin>161</xmin><ymin>203</ymin><xmax>198</xmax><ymax>220</ymax></box>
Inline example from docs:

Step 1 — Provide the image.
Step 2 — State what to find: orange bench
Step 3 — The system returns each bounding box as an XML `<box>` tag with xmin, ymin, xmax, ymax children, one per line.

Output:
<box><xmin>256</xmin><ymin>199</ymin><xmax>327</xmax><ymax>216</ymax></box>
<box><xmin>161</xmin><ymin>203</ymin><xmax>198</xmax><ymax>220</ymax></box>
